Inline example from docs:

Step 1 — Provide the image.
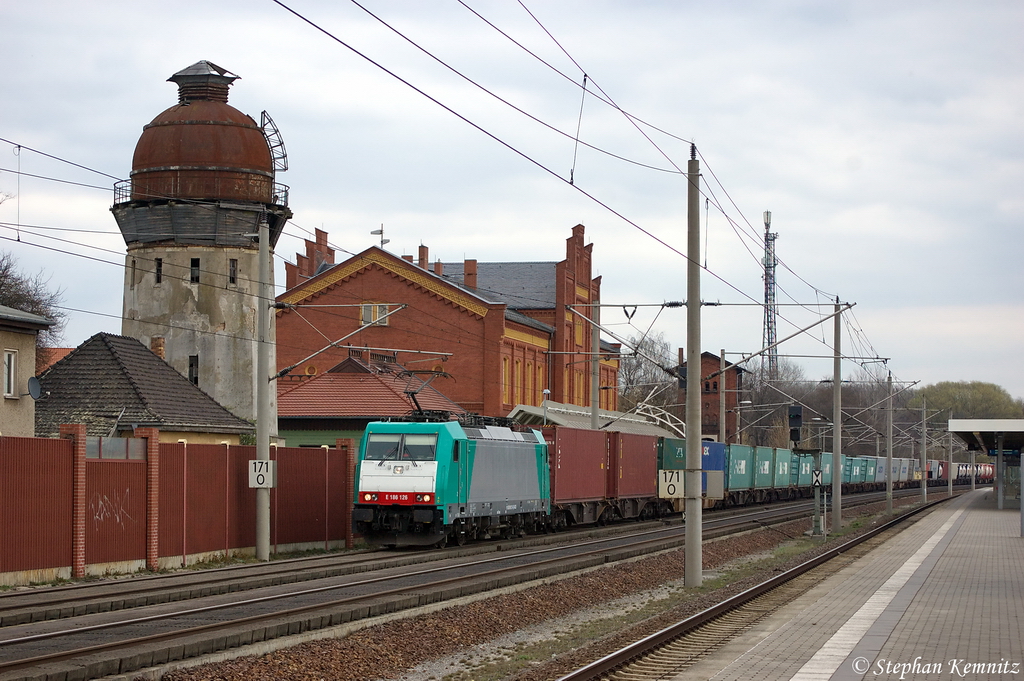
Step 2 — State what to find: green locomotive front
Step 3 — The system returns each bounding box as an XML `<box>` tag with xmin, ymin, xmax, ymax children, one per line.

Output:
<box><xmin>352</xmin><ymin>419</ymin><xmax>550</xmax><ymax>547</ymax></box>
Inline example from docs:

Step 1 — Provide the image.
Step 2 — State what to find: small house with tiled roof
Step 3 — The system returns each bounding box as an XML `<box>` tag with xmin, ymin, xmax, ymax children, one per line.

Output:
<box><xmin>35</xmin><ymin>332</ymin><xmax>254</xmax><ymax>443</ymax></box>
<box><xmin>276</xmin><ymin>356</ymin><xmax>466</xmax><ymax>446</ymax></box>
<box><xmin>276</xmin><ymin>224</ymin><xmax>618</xmax><ymax>418</ymax></box>
<box><xmin>0</xmin><ymin>304</ymin><xmax>54</xmax><ymax>437</ymax></box>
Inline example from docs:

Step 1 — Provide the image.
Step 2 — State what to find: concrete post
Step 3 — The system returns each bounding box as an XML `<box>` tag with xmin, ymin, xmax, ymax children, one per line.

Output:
<box><xmin>684</xmin><ymin>145</ymin><xmax>702</xmax><ymax>587</ymax></box>
<box><xmin>832</xmin><ymin>299</ymin><xmax>842</xmax><ymax>533</ymax></box>
<box><xmin>256</xmin><ymin>215</ymin><xmax>272</xmax><ymax>561</ymax></box>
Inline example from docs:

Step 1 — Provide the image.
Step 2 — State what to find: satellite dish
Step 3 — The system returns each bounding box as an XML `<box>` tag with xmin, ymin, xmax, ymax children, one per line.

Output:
<box><xmin>27</xmin><ymin>376</ymin><xmax>41</xmax><ymax>400</ymax></box>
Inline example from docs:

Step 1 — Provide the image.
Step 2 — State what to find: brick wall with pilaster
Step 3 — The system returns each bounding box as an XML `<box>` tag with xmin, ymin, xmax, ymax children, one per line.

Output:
<box><xmin>60</xmin><ymin>424</ymin><xmax>87</xmax><ymax>578</ymax></box>
<box><xmin>135</xmin><ymin>427</ymin><xmax>161</xmax><ymax>571</ymax></box>
<box><xmin>337</xmin><ymin>438</ymin><xmax>357</xmax><ymax>547</ymax></box>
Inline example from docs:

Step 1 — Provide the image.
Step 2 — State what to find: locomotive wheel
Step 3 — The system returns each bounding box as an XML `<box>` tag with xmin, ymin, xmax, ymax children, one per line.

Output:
<box><xmin>452</xmin><ymin>521</ymin><xmax>467</xmax><ymax>546</ymax></box>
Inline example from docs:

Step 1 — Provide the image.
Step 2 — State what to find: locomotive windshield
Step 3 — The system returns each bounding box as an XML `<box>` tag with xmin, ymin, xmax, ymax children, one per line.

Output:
<box><xmin>364</xmin><ymin>433</ymin><xmax>438</xmax><ymax>461</ymax></box>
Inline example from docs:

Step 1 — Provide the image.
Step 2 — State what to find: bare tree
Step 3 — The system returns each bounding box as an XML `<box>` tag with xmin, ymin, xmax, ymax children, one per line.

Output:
<box><xmin>0</xmin><ymin>250</ymin><xmax>67</xmax><ymax>347</ymax></box>
<box><xmin>617</xmin><ymin>331</ymin><xmax>677</xmax><ymax>413</ymax></box>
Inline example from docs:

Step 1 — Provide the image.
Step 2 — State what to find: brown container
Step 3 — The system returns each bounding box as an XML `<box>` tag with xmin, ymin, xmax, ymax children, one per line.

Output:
<box><xmin>608</xmin><ymin>433</ymin><xmax>659</xmax><ymax>499</ymax></box>
<box><xmin>546</xmin><ymin>426</ymin><xmax>609</xmax><ymax>503</ymax></box>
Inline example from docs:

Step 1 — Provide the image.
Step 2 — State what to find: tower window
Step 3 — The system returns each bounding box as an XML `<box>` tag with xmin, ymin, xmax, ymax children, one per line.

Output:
<box><xmin>190</xmin><ymin>258</ymin><xmax>200</xmax><ymax>283</ymax></box>
<box><xmin>155</xmin><ymin>258</ymin><xmax>163</xmax><ymax>284</ymax></box>
<box><xmin>188</xmin><ymin>355</ymin><xmax>199</xmax><ymax>385</ymax></box>
<box><xmin>131</xmin><ymin>259</ymin><xmax>137</xmax><ymax>290</ymax></box>
<box><xmin>228</xmin><ymin>259</ymin><xmax>238</xmax><ymax>285</ymax></box>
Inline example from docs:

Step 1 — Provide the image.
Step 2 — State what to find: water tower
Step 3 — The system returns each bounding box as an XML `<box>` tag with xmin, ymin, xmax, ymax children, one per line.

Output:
<box><xmin>112</xmin><ymin>61</ymin><xmax>291</xmax><ymax>424</ymax></box>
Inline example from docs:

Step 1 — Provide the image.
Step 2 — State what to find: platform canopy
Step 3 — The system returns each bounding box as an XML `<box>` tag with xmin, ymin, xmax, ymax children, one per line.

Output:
<box><xmin>948</xmin><ymin>419</ymin><xmax>1024</xmax><ymax>453</ymax></box>
<box><xmin>509</xmin><ymin>401</ymin><xmax>678</xmax><ymax>438</ymax></box>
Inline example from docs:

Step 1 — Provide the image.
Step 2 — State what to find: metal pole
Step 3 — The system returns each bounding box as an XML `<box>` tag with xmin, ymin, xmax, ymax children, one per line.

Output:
<box><xmin>718</xmin><ymin>349</ymin><xmax>726</xmax><ymax>443</ymax></box>
<box><xmin>971</xmin><ymin>448</ymin><xmax>975</xmax><ymax>491</ymax></box>
<box><xmin>920</xmin><ymin>399</ymin><xmax>927</xmax><ymax>504</ymax></box>
<box><xmin>590</xmin><ymin>300</ymin><xmax>600</xmax><ymax>430</ymax></box>
<box><xmin>948</xmin><ymin>430</ymin><xmax>953</xmax><ymax>497</ymax></box>
<box><xmin>813</xmin><ymin>450</ymin><xmax>822</xmax><ymax>535</ymax></box>
<box><xmin>886</xmin><ymin>372</ymin><xmax>893</xmax><ymax>513</ymax></box>
<box><xmin>831</xmin><ymin>298</ymin><xmax>842</xmax><ymax>533</ymax></box>
<box><xmin>256</xmin><ymin>216</ymin><xmax>271</xmax><ymax>562</ymax></box>
<box><xmin>997</xmin><ymin>432</ymin><xmax>1004</xmax><ymax>510</ymax></box>
<box><xmin>684</xmin><ymin>145</ymin><xmax>702</xmax><ymax>587</ymax></box>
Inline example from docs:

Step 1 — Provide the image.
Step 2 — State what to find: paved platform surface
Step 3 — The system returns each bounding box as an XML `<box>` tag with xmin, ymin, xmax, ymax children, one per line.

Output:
<box><xmin>675</xmin><ymin>489</ymin><xmax>1024</xmax><ymax>680</ymax></box>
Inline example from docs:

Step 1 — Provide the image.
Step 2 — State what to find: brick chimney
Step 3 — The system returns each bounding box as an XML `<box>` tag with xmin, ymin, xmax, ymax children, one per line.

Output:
<box><xmin>464</xmin><ymin>259</ymin><xmax>478</xmax><ymax>289</ymax></box>
<box><xmin>151</xmin><ymin>337</ymin><xmax>166</xmax><ymax>360</ymax></box>
<box><xmin>434</xmin><ymin>260</ymin><xmax>443</xmax><ymax>276</ymax></box>
<box><xmin>402</xmin><ymin>255</ymin><xmax>414</xmax><ymax>263</ymax></box>
<box><xmin>418</xmin><ymin>245</ymin><xmax>429</xmax><ymax>269</ymax></box>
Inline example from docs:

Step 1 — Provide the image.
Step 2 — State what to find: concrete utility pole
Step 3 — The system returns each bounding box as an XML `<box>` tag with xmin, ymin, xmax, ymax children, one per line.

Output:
<box><xmin>887</xmin><ymin>372</ymin><xmax>893</xmax><ymax>513</ymax></box>
<box><xmin>832</xmin><ymin>298</ymin><xmax>842</xmax><ymax>533</ymax></box>
<box><xmin>948</xmin><ymin>431</ymin><xmax>954</xmax><ymax>497</ymax></box>
<box><xmin>920</xmin><ymin>399</ymin><xmax>928</xmax><ymax>503</ymax></box>
<box><xmin>685</xmin><ymin>144</ymin><xmax>702</xmax><ymax>587</ymax></box>
<box><xmin>256</xmin><ymin>216</ymin><xmax>272</xmax><ymax>562</ymax></box>
<box><xmin>719</xmin><ymin>350</ymin><xmax>726</xmax><ymax>443</ymax></box>
<box><xmin>591</xmin><ymin>301</ymin><xmax>600</xmax><ymax>430</ymax></box>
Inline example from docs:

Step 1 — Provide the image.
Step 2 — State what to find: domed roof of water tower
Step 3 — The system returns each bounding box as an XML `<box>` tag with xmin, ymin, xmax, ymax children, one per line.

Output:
<box><xmin>126</xmin><ymin>61</ymin><xmax>283</xmax><ymax>205</ymax></box>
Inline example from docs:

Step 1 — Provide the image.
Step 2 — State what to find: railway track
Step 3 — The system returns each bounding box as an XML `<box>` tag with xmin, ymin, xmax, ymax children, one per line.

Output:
<box><xmin>0</xmin><ymin>489</ymin><xmax>943</xmax><ymax>681</ymax></box>
<box><xmin>555</xmin><ymin>495</ymin><xmax>952</xmax><ymax>681</ymax></box>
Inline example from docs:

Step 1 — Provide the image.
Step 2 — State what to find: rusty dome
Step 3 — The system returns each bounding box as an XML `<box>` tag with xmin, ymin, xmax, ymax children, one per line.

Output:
<box><xmin>128</xmin><ymin>61</ymin><xmax>275</xmax><ymax>204</ymax></box>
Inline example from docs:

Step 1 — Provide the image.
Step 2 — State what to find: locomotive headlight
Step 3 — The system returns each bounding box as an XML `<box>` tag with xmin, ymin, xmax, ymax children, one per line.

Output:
<box><xmin>363</xmin><ymin>493</ymin><xmax>372</xmax><ymax>501</ymax></box>
<box><xmin>423</xmin><ymin>493</ymin><xmax>432</xmax><ymax>502</ymax></box>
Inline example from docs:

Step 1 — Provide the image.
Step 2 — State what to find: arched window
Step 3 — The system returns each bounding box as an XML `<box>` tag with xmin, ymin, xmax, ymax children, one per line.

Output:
<box><xmin>503</xmin><ymin>357</ymin><xmax>511</xmax><ymax>404</ymax></box>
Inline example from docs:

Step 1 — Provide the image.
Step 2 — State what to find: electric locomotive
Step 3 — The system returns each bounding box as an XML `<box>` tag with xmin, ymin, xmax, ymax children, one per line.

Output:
<box><xmin>352</xmin><ymin>417</ymin><xmax>550</xmax><ymax>547</ymax></box>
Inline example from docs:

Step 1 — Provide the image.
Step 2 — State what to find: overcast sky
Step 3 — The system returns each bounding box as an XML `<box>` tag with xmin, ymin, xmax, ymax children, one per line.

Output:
<box><xmin>2</xmin><ymin>1</ymin><xmax>1022</xmax><ymax>400</ymax></box>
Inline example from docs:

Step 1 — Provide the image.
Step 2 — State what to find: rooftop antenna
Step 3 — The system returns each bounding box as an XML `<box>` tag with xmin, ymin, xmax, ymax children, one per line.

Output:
<box><xmin>370</xmin><ymin>224</ymin><xmax>390</xmax><ymax>249</ymax></box>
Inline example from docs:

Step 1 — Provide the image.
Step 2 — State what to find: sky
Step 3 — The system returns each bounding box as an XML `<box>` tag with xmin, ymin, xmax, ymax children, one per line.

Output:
<box><xmin>2</xmin><ymin>1</ymin><xmax>1023</xmax><ymax>399</ymax></box>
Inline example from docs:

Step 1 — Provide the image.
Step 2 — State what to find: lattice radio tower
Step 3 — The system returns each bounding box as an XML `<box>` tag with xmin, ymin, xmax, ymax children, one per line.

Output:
<box><xmin>762</xmin><ymin>211</ymin><xmax>778</xmax><ymax>380</ymax></box>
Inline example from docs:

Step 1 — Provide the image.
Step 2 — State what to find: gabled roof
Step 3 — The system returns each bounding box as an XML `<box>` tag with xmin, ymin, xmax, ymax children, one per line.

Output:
<box><xmin>278</xmin><ymin>247</ymin><xmax>496</xmax><ymax>318</ymax></box>
<box><xmin>35</xmin><ymin>333</ymin><xmax>254</xmax><ymax>437</ymax></box>
<box><xmin>277</xmin><ymin>360</ymin><xmax>466</xmax><ymax>419</ymax></box>
<box><xmin>441</xmin><ymin>261</ymin><xmax>558</xmax><ymax>309</ymax></box>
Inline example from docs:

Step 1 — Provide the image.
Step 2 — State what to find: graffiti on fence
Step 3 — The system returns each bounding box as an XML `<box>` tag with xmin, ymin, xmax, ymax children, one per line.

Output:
<box><xmin>89</xmin><ymin>489</ymin><xmax>135</xmax><ymax>531</ymax></box>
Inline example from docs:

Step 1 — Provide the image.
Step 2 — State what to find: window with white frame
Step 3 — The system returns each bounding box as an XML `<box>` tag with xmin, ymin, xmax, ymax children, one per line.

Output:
<box><xmin>360</xmin><ymin>303</ymin><xmax>389</xmax><ymax>326</ymax></box>
<box><xmin>3</xmin><ymin>350</ymin><xmax>17</xmax><ymax>398</ymax></box>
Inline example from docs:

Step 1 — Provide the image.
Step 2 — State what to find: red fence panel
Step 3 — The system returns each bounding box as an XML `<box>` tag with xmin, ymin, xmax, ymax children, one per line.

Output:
<box><xmin>272</xmin><ymin>446</ymin><xmax>348</xmax><ymax>549</ymax></box>
<box><xmin>85</xmin><ymin>460</ymin><xmax>146</xmax><ymax>565</ymax></box>
<box><xmin>227</xmin><ymin>445</ymin><xmax>257</xmax><ymax>551</ymax></box>
<box><xmin>157</xmin><ymin>443</ymin><xmax>184</xmax><ymax>559</ymax></box>
<box><xmin>0</xmin><ymin>437</ymin><xmax>73</xmax><ymax>573</ymax></box>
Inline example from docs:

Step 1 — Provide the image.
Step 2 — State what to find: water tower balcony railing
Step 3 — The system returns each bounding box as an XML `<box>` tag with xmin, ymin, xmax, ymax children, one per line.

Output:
<box><xmin>113</xmin><ymin>180</ymin><xmax>289</xmax><ymax>207</ymax></box>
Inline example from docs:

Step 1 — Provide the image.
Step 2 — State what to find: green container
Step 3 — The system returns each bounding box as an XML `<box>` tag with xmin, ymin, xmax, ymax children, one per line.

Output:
<box><xmin>754</xmin><ymin>446</ymin><xmax>775</xmax><ymax>489</ymax></box>
<box><xmin>726</xmin><ymin>445</ymin><xmax>754</xmax><ymax>490</ymax></box>
<box><xmin>773</xmin><ymin>449</ymin><xmax>797</xmax><ymax>488</ymax></box>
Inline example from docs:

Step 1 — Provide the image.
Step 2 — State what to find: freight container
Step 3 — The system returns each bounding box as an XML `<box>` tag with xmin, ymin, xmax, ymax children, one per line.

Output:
<box><xmin>897</xmin><ymin>458</ymin><xmax>910</xmax><ymax>483</ymax></box>
<box><xmin>657</xmin><ymin>438</ymin><xmax>726</xmax><ymax>497</ymax></box>
<box><xmin>773</xmin><ymin>449</ymin><xmax>795</xmax><ymax>488</ymax></box>
<box><xmin>726</xmin><ymin>445</ymin><xmax>755</xmax><ymax>492</ymax></box>
<box><xmin>754</xmin><ymin>446</ymin><xmax>775</xmax><ymax>489</ymax></box>
<box><xmin>545</xmin><ymin>426</ymin><xmax>608</xmax><ymax>503</ymax></box>
<box><xmin>862</xmin><ymin>456</ymin><xmax>877</xmax><ymax>483</ymax></box>
<box><xmin>608</xmin><ymin>432</ymin><xmax>658</xmax><ymax>499</ymax></box>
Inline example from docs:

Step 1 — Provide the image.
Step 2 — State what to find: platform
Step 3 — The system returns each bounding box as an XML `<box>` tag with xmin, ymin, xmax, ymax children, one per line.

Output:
<box><xmin>675</xmin><ymin>489</ymin><xmax>1024</xmax><ymax>680</ymax></box>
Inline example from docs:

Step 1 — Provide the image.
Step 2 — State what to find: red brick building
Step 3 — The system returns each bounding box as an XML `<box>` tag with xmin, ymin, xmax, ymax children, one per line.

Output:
<box><xmin>275</xmin><ymin>224</ymin><xmax>618</xmax><ymax>417</ymax></box>
<box><xmin>677</xmin><ymin>350</ymin><xmax>746</xmax><ymax>442</ymax></box>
